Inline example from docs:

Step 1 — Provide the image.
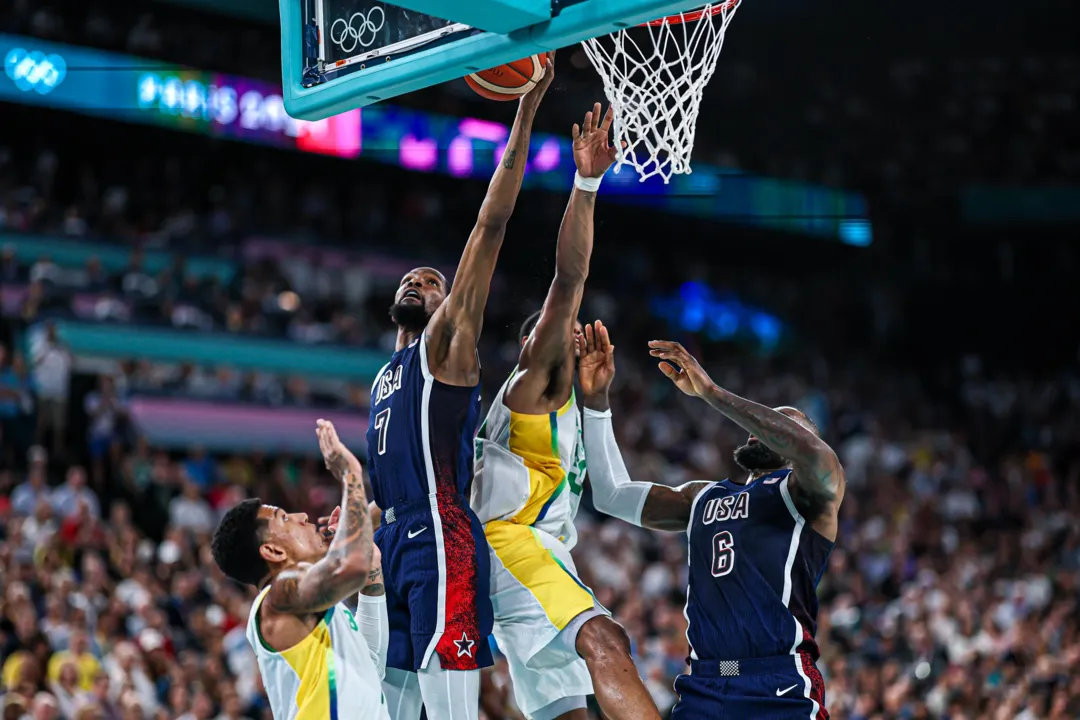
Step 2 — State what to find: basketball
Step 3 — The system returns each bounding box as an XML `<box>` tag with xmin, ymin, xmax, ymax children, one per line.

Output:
<box><xmin>465</xmin><ymin>54</ymin><xmax>548</xmax><ymax>101</ymax></box>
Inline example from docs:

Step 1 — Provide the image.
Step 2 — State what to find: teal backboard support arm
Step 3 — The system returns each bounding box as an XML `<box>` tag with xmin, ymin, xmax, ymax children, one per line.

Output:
<box><xmin>280</xmin><ymin>0</ymin><xmax>709</xmax><ymax>120</ymax></box>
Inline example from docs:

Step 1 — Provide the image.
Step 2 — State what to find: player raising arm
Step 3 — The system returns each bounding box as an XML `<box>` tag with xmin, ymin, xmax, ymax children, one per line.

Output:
<box><xmin>579</xmin><ymin>322</ymin><xmax>841</xmax><ymax>717</ymax></box>
<box><xmin>472</xmin><ymin>107</ymin><xmax>659</xmax><ymax>720</ymax></box>
<box><xmin>366</xmin><ymin>56</ymin><xmax>556</xmax><ymax>720</ymax></box>
<box><xmin>212</xmin><ymin>420</ymin><xmax>388</xmax><ymax>720</ymax></box>
<box><xmin>578</xmin><ymin>323</ymin><xmax>844</xmax><ymax>540</ymax></box>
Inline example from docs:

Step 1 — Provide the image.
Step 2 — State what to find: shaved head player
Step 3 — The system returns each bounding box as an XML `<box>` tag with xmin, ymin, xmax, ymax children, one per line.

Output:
<box><xmin>364</xmin><ymin>57</ymin><xmax>555</xmax><ymax>720</ymax></box>
<box><xmin>578</xmin><ymin>323</ymin><xmax>843</xmax><ymax>718</ymax></box>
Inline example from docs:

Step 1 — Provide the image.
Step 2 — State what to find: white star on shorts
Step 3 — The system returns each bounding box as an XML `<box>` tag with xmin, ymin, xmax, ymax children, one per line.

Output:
<box><xmin>454</xmin><ymin>632</ymin><xmax>475</xmax><ymax>658</ymax></box>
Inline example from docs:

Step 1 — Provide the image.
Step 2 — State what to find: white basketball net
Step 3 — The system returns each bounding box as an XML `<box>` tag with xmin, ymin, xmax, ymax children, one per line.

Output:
<box><xmin>582</xmin><ymin>2</ymin><xmax>741</xmax><ymax>183</ymax></box>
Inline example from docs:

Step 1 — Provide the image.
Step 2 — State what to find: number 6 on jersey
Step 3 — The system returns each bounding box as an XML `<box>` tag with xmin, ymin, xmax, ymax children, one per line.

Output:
<box><xmin>711</xmin><ymin>531</ymin><xmax>735</xmax><ymax>577</ymax></box>
<box><xmin>374</xmin><ymin>408</ymin><xmax>391</xmax><ymax>455</ymax></box>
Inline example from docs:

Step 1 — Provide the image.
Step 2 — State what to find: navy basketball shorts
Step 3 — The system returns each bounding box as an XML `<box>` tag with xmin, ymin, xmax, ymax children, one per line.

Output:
<box><xmin>671</xmin><ymin>654</ymin><xmax>828</xmax><ymax>719</ymax></box>
<box><xmin>374</xmin><ymin>493</ymin><xmax>494</xmax><ymax>673</ymax></box>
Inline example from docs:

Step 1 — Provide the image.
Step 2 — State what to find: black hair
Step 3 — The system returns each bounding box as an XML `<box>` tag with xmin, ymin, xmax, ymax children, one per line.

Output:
<box><xmin>519</xmin><ymin>310</ymin><xmax>543</xmax><ymax>344</ymax></box>
<box><xmin>211</xmin><ymin>498</ymin><xmax>269</xmax><ymax>587</ymax></box>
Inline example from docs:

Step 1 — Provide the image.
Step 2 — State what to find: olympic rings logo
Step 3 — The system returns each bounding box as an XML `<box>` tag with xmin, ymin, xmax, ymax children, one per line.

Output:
<box><xmin>329</xmin><ymin>7</ymin><xmax>386</xmax><ymax>54</ymax></box>
<box><xmin>4</xmin><ymin>48</ymin><xmax>67</xmax><ymax>95</ymax></box>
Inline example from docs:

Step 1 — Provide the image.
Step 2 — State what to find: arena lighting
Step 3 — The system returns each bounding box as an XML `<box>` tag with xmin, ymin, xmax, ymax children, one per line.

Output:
<box><xmin>650</xmin><ymin>281</ymin><xmax>786</xmax><ymax>352</ymax></box>
<box><xmin>0</xmin><ymin>32</ymin><xmax>872</xmax><ymax>244</ymax></box>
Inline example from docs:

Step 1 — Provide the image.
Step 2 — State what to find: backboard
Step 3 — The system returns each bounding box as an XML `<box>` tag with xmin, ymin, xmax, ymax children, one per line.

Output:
<box><xmin>279</xmin><ymin>0</ymin><xmax>710</xmax><ymax>120</ymax></box>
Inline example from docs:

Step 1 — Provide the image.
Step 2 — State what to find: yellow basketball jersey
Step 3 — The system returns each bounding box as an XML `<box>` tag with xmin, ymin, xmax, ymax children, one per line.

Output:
<box><xmin>245</xmin><ymin>588</ymin><xmax>389</xmax><ymax>720</ymax></box>
<box><xmin>471</xmin><ymin>370</ymin><xmax>587</xmax><ymax>549</ymax></box>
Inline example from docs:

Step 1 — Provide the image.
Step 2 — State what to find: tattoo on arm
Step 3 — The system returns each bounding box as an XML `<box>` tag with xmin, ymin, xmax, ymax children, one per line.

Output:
<box><xmin>502</xmin><ymin>149</ymin><xmax>517</xmax><ymax>169</ymax></box>
<box><xmin>266</xmin><ymin>470</ymin><xmax>373</xmax><ymax>615</ymax></box>
<box><xmin>359</xmin><ymin>568</ymin><xmax>384</xmax><ymax>597</ymax></box>
<box><xmin>640</xmin><ymin>481</ymin><xmax>712</xmax><ymax>531</ymax></box>
<box><xmin>700</xmin><ymin>387</ymin><xmax>843</xmax><ymax>509</ymax></box>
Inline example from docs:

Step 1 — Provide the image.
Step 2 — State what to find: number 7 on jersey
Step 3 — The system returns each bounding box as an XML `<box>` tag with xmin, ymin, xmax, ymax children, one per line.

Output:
<box><xmin>374</xmin><ymin>408</ymin><xmax>391</xmax><ymax>455</ymax></box>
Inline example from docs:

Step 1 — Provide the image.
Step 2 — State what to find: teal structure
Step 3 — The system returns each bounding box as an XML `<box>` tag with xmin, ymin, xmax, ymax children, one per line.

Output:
<box><xmin>38</xmin><ymin>321</ymin><xmax>387</xmax><ymax>382</ymax></box>
<box><xmin>279</xmin><ymin>0</ymin><xmax>710</xmax><ymax>119</ymax></box>
<box><xmin>2</xmin><ymin>233</ymin><xmax>236</xmax><ymax>282</ymax></box>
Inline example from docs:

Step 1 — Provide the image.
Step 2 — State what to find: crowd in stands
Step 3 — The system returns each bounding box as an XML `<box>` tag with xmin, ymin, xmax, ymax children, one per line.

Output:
<box><xmin>2</xmin><ymin>2</ymin><xmax>1078</xmax><ymax>719</ymax></box>
<box><xmin>1</xmin><ymin>243</ymin><xmax>376</xmax><ymax>349</ymax></box>
<box><xmin>2</xmin><ymin>303</ymin><xmax>1078</xmax><ymax>718</ymax></box>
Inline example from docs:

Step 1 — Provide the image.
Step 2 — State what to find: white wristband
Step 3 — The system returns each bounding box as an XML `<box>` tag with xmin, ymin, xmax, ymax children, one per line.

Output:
<box><xmin>574</xmin><ymin>172</ymin><xmax>603</xmax><ymax>192</ymax></box>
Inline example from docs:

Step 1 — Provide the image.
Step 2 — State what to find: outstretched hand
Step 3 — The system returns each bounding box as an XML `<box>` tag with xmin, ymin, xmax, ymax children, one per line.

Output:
<box><xmin>316</xmin><ymin>419</ymin><xmax>355</xmax><ymax>480</ymax></box>
<box><xmin>648</xmin><ymin>341</ymin><xmax>715</xmax><ymax>398</ymax></box>
<box><xmin>577</xmin><ymin>320</ymin><xmax>616</xmax><ymax>398</ymax></box>
<box><xmin>521</xmin><ymin>51</ymin><xmax>555</xmax><ymax>109</ymax></box>
<box><xmin>572</xmin><ymin>103</ymin><xmax>619</xmax><ymax>179</ymax></box>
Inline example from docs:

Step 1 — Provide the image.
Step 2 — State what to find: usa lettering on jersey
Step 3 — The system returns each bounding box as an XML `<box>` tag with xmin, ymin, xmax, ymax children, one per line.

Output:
<box><xmin>702</xmin><ymin>492</ymin><xmax>749</xmax><ymax>578</ymax></box>
<box><xmin>701</xmin><ymin>493</ymin><xmax>750</xmax><ymax>525</ymax></box>
<box><xmin>374</xmin><ymin>366</ymin><xmax>403</xmax><ymax>405</ymax></box>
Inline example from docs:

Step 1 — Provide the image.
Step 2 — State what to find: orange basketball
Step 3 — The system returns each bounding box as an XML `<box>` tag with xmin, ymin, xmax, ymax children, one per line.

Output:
<box><xmin>465</xmin><ymin>54</ymin><xmax>547</xmax><ymax>101</ymax></box>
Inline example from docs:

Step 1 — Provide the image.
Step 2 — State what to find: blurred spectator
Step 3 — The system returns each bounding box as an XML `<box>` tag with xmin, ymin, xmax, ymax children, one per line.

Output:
<box><xmin>0</xmin><ymin>347</ymin><xmax>34</xmax><ymax>465</ymax></box>
<box><xmin>49</xmin><ymin>467</ymin><xmax>100</xmax><ymax>521</ymax></box>
<box><xmin>30</xmin><ymin>323</ymin><xmax>72</xmax><ymax>458</ymax></box>
<box><xmin>82</xmin><ymin>377</ymin><xmax>126</xmax><ymax>491</ymax></box>
<box><xmin>10</xmin><ymin>447</ymin><xmax>50</xmax><ymax>517</ymax></box>
<box><xmin>168</xmin><ymin>482</ymin><xmax>214</xmax><ymax>535</ymax></box>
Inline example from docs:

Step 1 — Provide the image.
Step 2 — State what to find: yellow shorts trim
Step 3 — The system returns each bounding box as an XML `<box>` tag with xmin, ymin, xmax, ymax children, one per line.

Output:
<box><xmin>485</xmin><ymin>521</ymin><xmax>595</xmax><ymax>632</ymax></box>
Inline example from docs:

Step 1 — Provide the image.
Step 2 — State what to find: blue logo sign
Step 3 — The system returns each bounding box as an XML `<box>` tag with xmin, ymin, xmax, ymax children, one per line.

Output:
<box><xmin>4</xmin><ymin>48</ymin><xmax>66</xmax><ymax>94</ymax></box>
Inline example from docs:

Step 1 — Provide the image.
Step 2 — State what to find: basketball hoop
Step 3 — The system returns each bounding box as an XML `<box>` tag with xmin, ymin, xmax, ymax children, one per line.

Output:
<box><xmin>582</xmin><ymin>1</ymin><xmax>741</xmax><ymax>183</ymax></box>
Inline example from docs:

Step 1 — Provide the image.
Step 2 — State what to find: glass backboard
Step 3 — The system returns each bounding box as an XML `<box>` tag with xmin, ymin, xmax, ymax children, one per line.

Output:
<box><xmin>279</xmin><ymin>0</ymin><xmax>712</xmax><ymax>120</ymax></box>
<box><xmin>303</xmin><ymin>0</ymin><xmax>479</xmax><ymax>87</ymax></box>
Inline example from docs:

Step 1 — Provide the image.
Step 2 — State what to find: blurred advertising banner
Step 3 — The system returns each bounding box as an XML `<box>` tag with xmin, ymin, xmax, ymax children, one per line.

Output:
<box><xmin>1</xmin><ymin>33</ymin><xmax>871</xmax><ymax>243</ymax></box>
<box><xmin>128</xmin><ymin>396</ymin><xmax>368</xmax><ymax>455</ymax></box>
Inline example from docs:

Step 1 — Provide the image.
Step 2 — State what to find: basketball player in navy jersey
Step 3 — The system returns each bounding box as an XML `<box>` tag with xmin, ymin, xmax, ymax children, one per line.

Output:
<box><xmin>365</xmin><ymin>56</ymin><xmax>555</xmax><ymax>720</ymax></box>
<box><xmin>577</xmin><ymin>322</ymin><xmax>841</xmax><ymax>719</ymax></box>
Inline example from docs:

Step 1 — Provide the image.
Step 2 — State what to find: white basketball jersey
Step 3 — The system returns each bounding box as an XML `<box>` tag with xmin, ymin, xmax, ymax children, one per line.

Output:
<box><xmin>472</xmin><ymin>370</ymin><xmax>586</xmax><ymax>549</ymax></box>
<box><xmin>245</xmin><ymin>588</ymin><xmax>389</xmax><ymax>720</ymax></box>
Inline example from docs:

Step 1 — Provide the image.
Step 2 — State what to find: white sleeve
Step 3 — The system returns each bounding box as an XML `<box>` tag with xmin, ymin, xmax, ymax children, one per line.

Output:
<box><xmin>582</xmin><ymin>407</ymin><xmax>654</xmax><ymax>527</ymax></box>
<box><xmin>354</xmin><ymin>594</ymin><xmax>389</xmax><ymax>678</ymax></box>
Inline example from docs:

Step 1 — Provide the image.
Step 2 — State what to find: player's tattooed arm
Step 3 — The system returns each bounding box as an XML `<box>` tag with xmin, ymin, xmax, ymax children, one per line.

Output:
<box><xmin>428</xmin><ymin>56</ymin><xmax>556</xmax><ymax>385</ymax></box>
<box><xmin>359</xmin><ymin>566</ymin><xmax>384</xmax><ymax>597</ymax></box>
<box><xmin>649</xmin><ymin>341</ymin><xmax>845</xmax><ymax>516</ymax></box>
<box><xmin>265</xmin><ymin>421</ymin><xmax>374</xmax><ymax>615</ymax></box>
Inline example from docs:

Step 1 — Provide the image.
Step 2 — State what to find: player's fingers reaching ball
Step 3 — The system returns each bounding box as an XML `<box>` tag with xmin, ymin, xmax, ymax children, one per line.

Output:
<box><xmin>597</xmin><ymin>321</ymin><xmax>612</xmax><ymax>352</ymax></box>
<box><xmin>648</xmin><ymin>340</ymin><xmax>685</xmax><ymax>359</ymax></box>
<box><xmin>600</xmin><ymin>105</ymin><xmax>615</xmax><ymax>133</ymax></box>
<box><xmin>658</xmin><ymin>361</ymin><xmax>680</xmax><ymax>380</ymax></box>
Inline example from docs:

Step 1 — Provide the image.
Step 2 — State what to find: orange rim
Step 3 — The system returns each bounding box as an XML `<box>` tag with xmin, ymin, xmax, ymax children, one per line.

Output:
<box><xmin>641</xmin><ymin>1</ymin><xmax>738</xmax><ymax>27</ymax></box>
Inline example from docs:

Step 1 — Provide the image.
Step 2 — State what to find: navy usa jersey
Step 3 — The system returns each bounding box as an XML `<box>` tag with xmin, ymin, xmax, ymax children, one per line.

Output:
<box><xmin>366</xmin><ymin>333</ymin><xmax>493</xmax><ymax>672</ymax></box>
<box><xmin>367</xmin><ymin>333</ymin><xmax>483</xmax><ymax>509</ymax></box>
<box><xmin>685</xmin><ymin>470</ymin><xmax>833</xmax><ymax>662</ymax></box>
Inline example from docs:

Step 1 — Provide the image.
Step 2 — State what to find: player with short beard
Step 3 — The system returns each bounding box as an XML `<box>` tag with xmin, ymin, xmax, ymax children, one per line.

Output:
<box><xmin>365</xmin><ymin>55</ymin><xmax>555</xmax><ymax>720</ymax></box>
<box><xmin>579</xmin><ymin>323</ymin><xmax>843</xmax><ymax>718</ymax></box>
